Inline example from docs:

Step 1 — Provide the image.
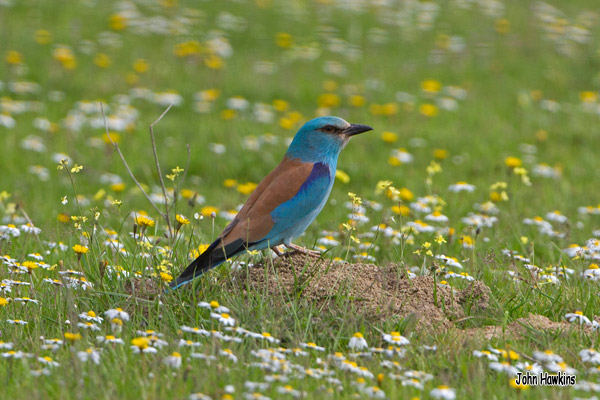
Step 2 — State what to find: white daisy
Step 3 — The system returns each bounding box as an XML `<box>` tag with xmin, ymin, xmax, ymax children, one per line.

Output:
<box><xmin>77</xmin><ymin>348</ymin><xmax>101</xmax><ymax>364</ymax></box>
<box><xmin>163</xmin><ymin>352</ymin><xmax>182</xmax><ymax>369</ymax></box>
<box><xmin>448</xmin><ymin>182</ymin><xmax>475</xmax><ymax>192</ymax></box>
<box><xmin>210</xmin><ymin>312</ymin><xmax>235</xmax><ymax>326</ymax></box>
<box><xmin>564</xmin><ymin>311</ymin><xmax>592</xmax><ymax>325</ymax></box>
<box><xmin>430</xmin><ymin>385</ymin><xmax>456</xmax><ymax>400</ymax></box>
<box><xmin>348</xmin><ymin>332</ymin><xmax>369</xmax><ymax>351</ymax></box>
<box><xmin>104</xmin><ymin>308</ymin><xmax>130</xmax><ymax>322</ymax></box>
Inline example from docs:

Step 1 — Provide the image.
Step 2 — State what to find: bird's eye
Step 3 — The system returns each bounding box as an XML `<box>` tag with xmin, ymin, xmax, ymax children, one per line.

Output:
<box><xmin>321</xmin><ymin>125</ymin><xmax>335</xmax><ymax>133</ymax></box>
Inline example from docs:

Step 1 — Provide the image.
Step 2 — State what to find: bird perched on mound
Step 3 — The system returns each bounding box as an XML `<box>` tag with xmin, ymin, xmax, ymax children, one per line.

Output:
<box><xmin>171</xmin><ymin>116</ymin><xmax>373</xmax><ymax>289</ymax></box>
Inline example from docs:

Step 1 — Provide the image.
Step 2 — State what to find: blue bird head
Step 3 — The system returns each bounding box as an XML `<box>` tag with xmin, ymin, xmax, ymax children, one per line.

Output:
<box><xmin>285</xmin><ymin>116</ymin><xmax>373</xmax><ymax>163</ymax></box>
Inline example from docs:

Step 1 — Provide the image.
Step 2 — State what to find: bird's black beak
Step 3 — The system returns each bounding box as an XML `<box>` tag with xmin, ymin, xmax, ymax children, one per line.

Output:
<box><xmin>344</xmin><ymin>123</ymin><xmax>373</xmax><ymax>136</ymax></box>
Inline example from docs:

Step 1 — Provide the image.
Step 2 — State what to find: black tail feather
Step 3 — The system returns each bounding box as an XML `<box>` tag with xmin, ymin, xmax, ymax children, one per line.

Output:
<box><xmin>170</xmin><ymin>238</ymin><xmax>247</xmax><ymax>289</ymax></box>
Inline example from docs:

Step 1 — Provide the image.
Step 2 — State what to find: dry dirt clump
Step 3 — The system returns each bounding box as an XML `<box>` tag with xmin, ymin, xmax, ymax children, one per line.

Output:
<box><xmin>227</xmin><ymin>253</ymin><xmax>491</xmax><ymax>330</ymax></box>
<box><xmin>122</xmin><ymin>276</ymin><xmax>161</xmax><ymax>300</ymax></box>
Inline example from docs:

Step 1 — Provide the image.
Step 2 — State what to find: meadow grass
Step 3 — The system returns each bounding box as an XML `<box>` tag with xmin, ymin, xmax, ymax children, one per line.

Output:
<box><xmin>1</xmin><ymin>0</ymin><xmax>600</xmax><ymax>398</ymax></box>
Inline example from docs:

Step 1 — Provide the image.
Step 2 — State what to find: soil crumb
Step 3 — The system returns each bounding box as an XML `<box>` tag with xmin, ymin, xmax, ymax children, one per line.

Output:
<box><xmin>227</xmin><ymin>253</ymin><xmax>491</xmax><ymax>331</ymax></box>
<box><xmin>123</xmin><ymin>277</ymin><xmax>160</xmax><ymax>299</ymax></box>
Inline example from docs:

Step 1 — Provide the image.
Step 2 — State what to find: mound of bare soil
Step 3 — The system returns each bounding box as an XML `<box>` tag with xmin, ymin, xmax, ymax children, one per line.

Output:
<box><xmin>466</xmin><ymin>313</ymin><xmax>600</xmax><ymax>340</ymax></box>
<box><xmin>227</xmin><ymin>253</ymin><xmax>491</xmax><ymax>331</ymax></box>
<box><xmin>467</xmin><ymin>314</ymin><xmax>568</xmax><ymax>340</ymax></box>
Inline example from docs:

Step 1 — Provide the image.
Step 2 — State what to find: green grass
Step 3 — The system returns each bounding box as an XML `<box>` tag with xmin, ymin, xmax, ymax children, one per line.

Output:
<box><xmin>1</xmin><ymin>0</ymin><xmax>600</xmax><ymax>398</ymax></box>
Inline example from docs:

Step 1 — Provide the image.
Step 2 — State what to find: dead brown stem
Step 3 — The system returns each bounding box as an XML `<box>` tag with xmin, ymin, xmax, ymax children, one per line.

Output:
<box><xmin>100</xmin><ymin>103</ymin><xmax>164</xmax><ymax>218</ymax></box>
<box><xmin>149</xmin><ymin>103</ymin><xmax>174</xmax><ymax>238</ymax></box>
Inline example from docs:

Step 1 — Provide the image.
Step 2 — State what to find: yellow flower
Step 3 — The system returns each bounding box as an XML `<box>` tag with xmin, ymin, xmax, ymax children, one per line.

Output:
<box><xmin>134</xmin><ymin>215</ymin><xmax>155</xmax><ymax>228</ymax></box>
<box><xmin>202</xmin><ymin>89</ymin><xmax>220</xmax><ymax>101</ymax></box>
<box><xmin>399</xmin><ymin>187</ymin><xmax>414</xmax><ymax>201</ymax></box>
<box><xmin>391</xmin><ymin>205</ymin><xmax>410</xmax><ymax>216</ymax></box>
<box><xmin>64</xmin><ymin>332</ymin><xmax>82</xmax><ymax>341</ymax></box>
<box><xmin>509</xmin><ymin>378</ymin><xmax>529</xmax><ymax>390</ymax></box>
<box><xmin>287</xmin><ymin>111</ymin><xmax>303</xmax><ymax>124</ymax></box>
<box><xmin>388</xmin><ymin>156</ymin><xmax>402</xmax><ymax>166</ymax></box>
<box><xmin>110</xmin><ymin>182</ymin><xmax>125</xmax><ymax>192</ymax></box>
<box><xmin>318</xmin><ymin>93</ymin><xmax>341</xmax><ymax>108</ymax></box>
<box><xmin>5</xmin><ymin>50</ymin><xmax>23</xmax><ymax>65</ymax></box>
<box><xmin>504</xmin><ymin>156</ymin><xmax>522</xmax><ymax>168</ymax></box>
<box><xmin>93</xmin><ymin>53</ymin><xmax>111</xmax><ymax>68</ymax></box>
<box><xmin>460</xmin><ymin>236</ymin><xmax>474</xmax><ymax>248</ymax></box>
<box><xmin>53</xmin><ymin>47</ymin><xmax>77</xmax><ymax>70</ymax></box>
<box><xmin>535</xmin><ymin>129</ymin><xmax>548</xmax><ymax>142</ymax></box>
<box><xmin>421</xmin><ymin>79</ymin><xmax>441</xmax><ymax>93</ymax></box>
<box><xmin>174</xmin><ymin>40</ymin><xmax>202</xmax><ymax>57</ymax></box>
<box><xmin>275</xmin><ymin>32</ymin><xmax>293</xmax><ymax>48</ymax></box>
<box><xmin>0</xmin><ymin>297</ymin><xmax>9</xmax><ymax>306</ymax></box>
<box><xmin>382</xmin><ymin>102</ymin><xmax>398</xmax><ymax>115</ymax></box>
<box><xmin>180</xmin><ymin>189</ymin><xmax>196</xmax><ymax>199</ymax></box>
<box><xmin>279</xmin><ymin>117</ymin><xmax>295</xmax><ymax>130</ymax></box>
<box><xmin>102</xmin><ymin>132</ymin><xmax>120</xmax><ymax>144</ymax></box>
<box><xmin>205</xmin><ymin>54</ymin><xmax>224</xmax><ymax>69</ymax></box>
<box><xmin>348</xmin><ymin>192</ymin><xmax>362</xmax><ymax>206</ymax></box>
<box><xmin>176</xmin><ymin>214</ymin><xmax>190</xmax><ymax>225</ymax></box>
<box><xmin>201</xmin><ymin>206</ymin><xmax>219</xmax><ymax>216</ymax></box>
<box><xmin>160</xmin><ymin>272</ymin><xmax>173</xmax><ymax>282</ymax></box>
<box><xmin>73</xmin><ymin>244</ymin><xmax>89</xmax><ymax>254</ymax></box>
<box><xmin>433</xmin><ymin>149</ymin><xmax>449</xmax><ymax>160</ymax></box>
<box><xmin>237</xmin><ymin>182</ymin><xmax>258</xmax><ymax>195</ymax></box>
<box><xmin>131</xmin><ymin>337</ymin><xmax>149</xmax><ymax>349</ymax></box>
<box><xmin>349</xmin><ymin>95</ymin><xmax>366</xmax><ymax>107</ymax></box>
<box><xmin>272</xmin><ymin>99</ymin><xmax>289</xmax><ymax>112</ymax></box>
<box><xmin>490</xmin><ymin>181</ymin><xmax>508</xmax><ymax>190</ymax></box>
<box><xmin>580</xmin><ymin>91</ymin><xmax>597</xmax><ymax>103</ymax></box>
<box><xmin>335</xmin><ymin>170</ymin><xmax>350</xmax><ymax>184</ymax></box>
<box><xmin>322</xmin><ymin>80</ymin><xmax>337</xmax><ymax>91</ymax></box>
<box><xmin>189</xmin><ymin>244</ymin><xmax>210</xmax><ymax>259</ymax></box>
<box><xmin>369</xmin><ymin>104</ymin><xmax>383</xmax><ymax>115</ymax></box>
<box><xmin>419</xmin><ymin>103</ymin><xmax>438</xmax><ymax>117</ymax></box>
<box><xmin>133</xmin><ymin>59</ymin><xmax>149</xmax><ymax>73</ymax></box>
<box><xmin>57</xmin><ymin>213</ymin><xmax>70</xmax><ymax>223</ymax></box>
<box><xmin>125</xmin><ymin>73</ymin><xmax>138</xmax><ymax>86</ymax></box>
<box><xmin>22</xmin><ymin>260</ymin><xmax>38</xmax><ymax>272</ymax></box>
<box><xmin>495</xmin><ymin>18</ymin><xmax>511</xmax><ymax>34</ymax></box>
<box><xmin>223</xmin><ymin>179</ymin><xmax>238</xmax><ymax>188</ymax></box>
<box><xmin>35</xmin><ymin>30</ymin><xmax>52</xmax><ymax>44</ymax></box>
<box><xmin>221</xmin><ymin>109</ymin><xmax>236</xmax><ymax>120</ymax></box>
<box><xmin>109</xmin><ymin>14</ymin><xmax>127</xmax><ymax>30</ymax></box>
<box><xmin>381</xmin><ymin>131</ymin><xmax>398</xmax><ymax>143</ymax></box>
<box><xmin>375</xmin><ymin>180</ymin><xmax>393</xmax><ymax>194</ymax></box>
<box><xmin>436</xmin><ymin>33</ymin><xmax>450</xmax><ymax>49</ymax></box>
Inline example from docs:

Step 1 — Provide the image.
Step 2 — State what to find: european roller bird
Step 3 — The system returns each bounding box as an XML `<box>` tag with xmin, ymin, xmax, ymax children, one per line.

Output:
<box><xmin>171</xmin><ymin>116</ymin><xmax>373</xmax><ymax>289</ymax></box>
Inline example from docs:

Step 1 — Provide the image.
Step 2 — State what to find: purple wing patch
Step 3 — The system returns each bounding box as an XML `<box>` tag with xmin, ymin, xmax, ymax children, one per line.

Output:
<box><xmin>297</xmin><ymin>162</ymin><xmax>330</xmax><ymax>194</ymax></box>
